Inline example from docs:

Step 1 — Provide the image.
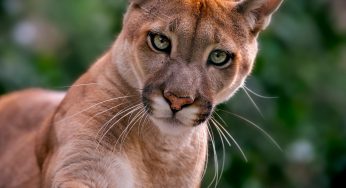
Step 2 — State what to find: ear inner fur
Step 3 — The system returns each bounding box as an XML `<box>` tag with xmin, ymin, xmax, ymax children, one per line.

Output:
<box><xmin>237</xmin><ymin>0</ymin><xmax>283</xmax><ymax>33</ymax></box>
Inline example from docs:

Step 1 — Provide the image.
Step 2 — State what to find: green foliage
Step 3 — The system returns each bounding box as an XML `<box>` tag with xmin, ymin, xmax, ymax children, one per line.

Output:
<box><xmin>0</xmin><ymin>0</ymin><xmax>345</xmax><ymax>187</ymax></box>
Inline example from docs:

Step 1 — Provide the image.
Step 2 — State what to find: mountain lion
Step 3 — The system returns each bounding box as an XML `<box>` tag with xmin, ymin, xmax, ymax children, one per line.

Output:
<box><xmin>0</xmin><ymin>0</ymin><xmax>282</xmax><ymax>187</ymax></box>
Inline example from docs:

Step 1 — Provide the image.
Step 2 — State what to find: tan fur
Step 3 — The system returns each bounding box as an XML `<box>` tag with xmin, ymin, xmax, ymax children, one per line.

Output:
<box><xmin>0</xmin><ymin>0</ymin><xmax>282</xmax><ymax>187</ymax></box>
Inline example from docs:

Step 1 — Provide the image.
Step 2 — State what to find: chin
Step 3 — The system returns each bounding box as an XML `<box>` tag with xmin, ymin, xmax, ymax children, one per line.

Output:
<box><xmin>150</xmin><ymin>117</ymin><xmax>194</xmax><ymax>136</ymax></box>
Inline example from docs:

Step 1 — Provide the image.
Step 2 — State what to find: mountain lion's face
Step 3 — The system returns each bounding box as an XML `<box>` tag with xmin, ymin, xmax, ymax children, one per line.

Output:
<box><xmin>115</xmin><ymin>0</ymin><xmax>282</xmax><ymax>134</ymax></box>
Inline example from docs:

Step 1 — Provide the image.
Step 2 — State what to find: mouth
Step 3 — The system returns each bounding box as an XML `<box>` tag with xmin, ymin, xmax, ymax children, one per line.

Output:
<box><xmin>143</xmin><ymin>103</ymin><xmax>190</xmax><ymax>127</ymax></box>
<box><xmin>143</xmin><ymin>95</ymin><xmax>212</xmax><ymax>127</ymax></box>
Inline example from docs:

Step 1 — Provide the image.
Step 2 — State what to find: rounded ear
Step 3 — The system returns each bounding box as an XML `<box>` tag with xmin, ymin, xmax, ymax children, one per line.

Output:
<box><xmin>237</xmin><ymin>0</ymin><xmax>283</xmax><ymax>34</ymax></box>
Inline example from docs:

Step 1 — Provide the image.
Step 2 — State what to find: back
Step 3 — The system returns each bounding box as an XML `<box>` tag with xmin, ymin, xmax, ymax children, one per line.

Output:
<box><xmin>0</xmin><ymin>89</ymin><xmax>65</xmax><ymax>188</ymax></box>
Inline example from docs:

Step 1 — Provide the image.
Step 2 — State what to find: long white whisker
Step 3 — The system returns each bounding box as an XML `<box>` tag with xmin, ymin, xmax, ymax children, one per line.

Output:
<box><xmin>95</xmin><ymin>103</ymin><xmax>134</xmax><ymax>143</ymax></box>
<box><xmin>58</xmin><ymin>83</ymin><xmax>98</xmax><ymax>89</ymax></box>
<box><xmin>217</xmin><ymin>109</ymin><xmax>283</xmax><ymax>152</ymax></box>
<box><xmin>96</xmin><ymin>104</ymin><xmax>142</xmax><ymax>149</ymax></box>
<box><xmin>142</xmin><ymin>114</ymin><xmax>154</xmax><ymax>134</ymax></box>
<box><xmin>84</xmin><ymin>102</ymin><xmax>128</xmax><ymax>126</ymax></box>
<box><xmin>207</xmin><ymin>123</ymin><xmax>218</xmax><ymax>188</ymax></box>
<box><xmin>96</xmin><ymin>102</ymin><xmax>142</xmax><ymax>140</ymax></box>
<box><xmin>139</xmin><ymin>108</ymin><xmax>150</xmax><ymax>139</ymax></box>
<box><xmin>137</xmin><ymin>106</ymin><xmax>149</xmax><ymax>137</ymax></box>
<box><xmin>102</xmin><ymin>106</ymin><xmax>143</xmax><ymax>148</ymax></box>
<box><xmin>210</xmin><ymin>118</ymin><xmax>226</xmax><ymax>186</ymax></box>
<box><xmin>210</xmin><ymin>117</ymin><xmax>232</xmax><ymax>147</ymax></box>
<box><xmin>243</xmin><ymin>85</ymin><xmax>278</xmax><ymax>99</ymax></box>
<box><xmin>100</xmin><ymin>104</ymin><xmax>142</xmax><ymax>138</ymax></box>
<box><xmin>201</xmin><ymin>127</ymin><xmax>209</xmax><ymax>182</ymax></box>
<box><xmin>242</xmin><ymin>87</ymin><xmax>264</xmax><ymax>118</ymax></box>
<box><xmin>56</xmin><ymin>95</ymin><xmax>136</xmax><ymax>123</ymax></box>
<box><xmin>112</xmin><ymin>107</ymin><xmax>144</xmax><ymax>153</ymax></box>
<box><xmin>211</xmin><ymin>113</ymin><xmax>235</xmax><ymax>147</ymax></box>
<box><xmin>126</xmin><ymin>107</ymin><xmax>146</xmax><ymax>134</ymax></box>
<box><xmin>117</xmin><ymin>107</ymin><xmax>147</xmax><ymax>153</ymax></box>
<box><xmin>118</xmin><ymin>107</ymin><xmax>146</xmax><ymax>147</ymax></box>
<box><xmin>212</xmin><ymin>114</ymin><xmax>248</xmax><ymax>162</ymax></box>
<box><xmin>213</xmin><ymin>112</ymin><xmax>229</xmax><ymax>130</ymax></box>
<box><xmin>127</xmin><ymin>101</ymin><xmax>141</xmax><ymax>124</ymax></box>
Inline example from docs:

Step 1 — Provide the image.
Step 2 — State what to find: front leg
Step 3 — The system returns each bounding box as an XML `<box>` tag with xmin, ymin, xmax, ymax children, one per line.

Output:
<box><xmin>44</xmin><ymin>147</ymin><xmax>125</xmax><ymax>188</ymax></box>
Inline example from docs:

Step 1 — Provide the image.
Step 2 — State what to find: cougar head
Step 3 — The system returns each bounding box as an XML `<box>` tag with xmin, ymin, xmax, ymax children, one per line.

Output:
<box><xmin>113</xmin><ymin>0</ymin><xmax>282</xmax><ymax>135</ymax></box>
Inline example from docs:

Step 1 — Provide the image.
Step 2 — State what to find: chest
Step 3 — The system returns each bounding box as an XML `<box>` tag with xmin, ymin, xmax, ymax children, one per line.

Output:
<box><xmin>104</xmin><ymin>148</ymin><xmax>203</xmax><ymax>188</ymax></box>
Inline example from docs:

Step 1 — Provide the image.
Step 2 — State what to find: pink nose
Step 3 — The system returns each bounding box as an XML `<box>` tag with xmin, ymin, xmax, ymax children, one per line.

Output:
<box><xmin>163</xmin><ymin>92</ymin><xmax>194</xmax><ymax>112</ymax></box>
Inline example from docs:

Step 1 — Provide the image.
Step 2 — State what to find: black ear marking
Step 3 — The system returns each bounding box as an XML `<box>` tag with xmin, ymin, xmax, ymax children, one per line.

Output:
<box><xmin>237</xmin><ymin>0</ymin><xmax>283</xmax><ymax>34</ymax></box>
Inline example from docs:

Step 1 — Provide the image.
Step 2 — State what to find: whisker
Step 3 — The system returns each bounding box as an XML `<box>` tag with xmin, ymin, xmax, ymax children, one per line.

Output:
<box><xmin>84</xmin><ymin>102</ymin><xmax>128</xmax><ymax>126</ymax></box>
<box><xmin>101</xmin><ymin>105</ymin><xmax>143</xmax><ymax>149</ymax></box>
<box><xmin>211</xmin><ymin>113</ymin><xmax>248</xmax><ymax>162</ymax></box>
<box><xmin>139</xmin><ymin>108</ymin><xmax>150</xmax><ymax>139</ymax></box>
<box><xmin>116</xmin><ymin>108</ymin><xmax>147</xmax><ymax>153</ymax></box>
<box><xmin>141</xmin><ymin>114</ymin><xmax>154</xmax><ymax>135</ymax></box>
<box><xmin>201</xmin><ymin>127</ymin><xmax>209</xmax><ymax>182</ymax></box>
<box><xmin>216</xmin><ymin>109</ymin><xmax>283</xmax><ymax>152</ymax></box>
<box><xmin>210</xmin><ymin>117</ymin><xmax>226</xmax><ymax>186</ymax></box>
<box><xmin>211</xmin><ymin>114</ymin><xmax>236</xmax><ymax>148</ymax></box>
<box><xmin>242</xmin><ymin>87</ymin><xmax>264</xmax><ymax>118</ymax></box>
<box><xmin>96</xmin><ymin>103</ymin><xmax>142</xmax><ymax>149</ymax></box>
<box><xmin>98</xmin><ymin>103</ymin><xmax>142</xmax><ymax>136</ymax></box>
<box><xmin>243</xmin><ymin>85</ymin><xmax>279</xmax><ymax>99</ymax></box>
<box><xmin>207</xmin><ymin>123</ymin><xmax>219</xmax><ymax>188</ymax></box>
<box><xmin>57</xmin><ymin>83</ymin><xmax>98</xmax><ymax>89</ymax></box>
<box><xmin>95</xmin><ymin>102</ymin><xmax>141</xmax><ymax>140</ymax></box>
<box><xmin>94</xmin><ymin>102</ymin><xmax>137</xmax><ymax>146</ymax></box>
<box><xmin>137</xmin><ymin>106</ymin><xmax>149</xmax><ymax>137</ymax></box>
<box><xmin>56</xmin><ymin>95</ymin><xmax>136</xmax><ymax>123</ymax></box>
<box><xmin>126</xmin><ymin>106</ymin><xmax>145</xmax><ymax>130</ymax></box>
<box><xmin>210</xmin><ymin>117</ymin><xmax>232</xmax><ymax>147</ymax></box>
<box><xmin>112</xmin><ymin>109</ymin><xmax>144</xmax><ymax>153</ymax></box>
<box><xmin>127</xmin><ymin>106</ymin><xmax>138</xmax><ymax>124</ymax></box>
<box><xmin>118</xmin><ymin>107</ymin><xmax>146</xmax><ymax>147</ymax></box>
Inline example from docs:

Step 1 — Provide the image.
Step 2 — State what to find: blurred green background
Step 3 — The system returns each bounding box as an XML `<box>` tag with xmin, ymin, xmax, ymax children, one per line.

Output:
<box><xmin>0</xmin><ymin>0</ymin><xmax>345</xmax><ymax>187</ymax></box>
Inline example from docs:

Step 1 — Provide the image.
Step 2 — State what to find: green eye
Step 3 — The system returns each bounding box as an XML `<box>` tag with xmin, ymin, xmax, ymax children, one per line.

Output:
<box><xmin>148</xmin><ymin>32</ymin><xmax>171</xmax><ymax>53</ymax></box>
<box><xmin>208</xmin><ymin>50</ymin><xmax>233</xmax><ymax>68</ymax></box>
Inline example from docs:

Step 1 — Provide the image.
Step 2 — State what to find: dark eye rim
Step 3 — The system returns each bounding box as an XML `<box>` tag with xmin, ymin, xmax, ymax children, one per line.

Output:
<box><xmin>208</xmin><ymin>50</ymin><xmax>235</xmax><ymax>68</ymax></box>
<box><xmin>147</xmin><ymin>32</ymin><xmax>172</xmax><ymax>54</ymax></box>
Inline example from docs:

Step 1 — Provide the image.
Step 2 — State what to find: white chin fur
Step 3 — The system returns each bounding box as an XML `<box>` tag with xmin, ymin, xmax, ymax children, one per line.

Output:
<box><xmin>150</xmin><ymin>96</ymin><xmax>199</xmax><ymax>136</ymax></box>
<box><xmin>150</xmin><ymin>117</ymin><xmax>193</xmax><ymax>136</ymax></box>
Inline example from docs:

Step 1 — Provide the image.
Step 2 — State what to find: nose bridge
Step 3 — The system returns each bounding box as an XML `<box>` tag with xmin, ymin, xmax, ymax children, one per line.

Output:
<box><xmin>175</xmin><ymin>15</ymin><xmax>211</xmax><ymax>64</ymax></box>
<box><xmin>175</xmin><ymin>18</ymin><xmax>196</xmax><ymax>62</ymax></box>
<box><xmin>165</xmin><ymin>63</ymin><xmax>199</xmax><ymax>98</ymax></box>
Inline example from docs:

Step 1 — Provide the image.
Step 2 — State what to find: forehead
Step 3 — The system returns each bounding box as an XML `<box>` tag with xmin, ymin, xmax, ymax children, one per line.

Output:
<box><xmin>140</xmin><ymin>0</ymin><xmax>247</xmax><ymax>47</ymax></box>
<box><xmin>183</xmin><ymin>0</ymin><xmax>237</xmax><ymax>16</ymax></box>
<box><xmin>142</xmin><ymin>0</ymin><xmax>245</xmax><ymax>35</ymax></box>
<box><xmin>150</xmin><ymin>0</ymin><xmax>237</xmax><ymax>23</ymax></box>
